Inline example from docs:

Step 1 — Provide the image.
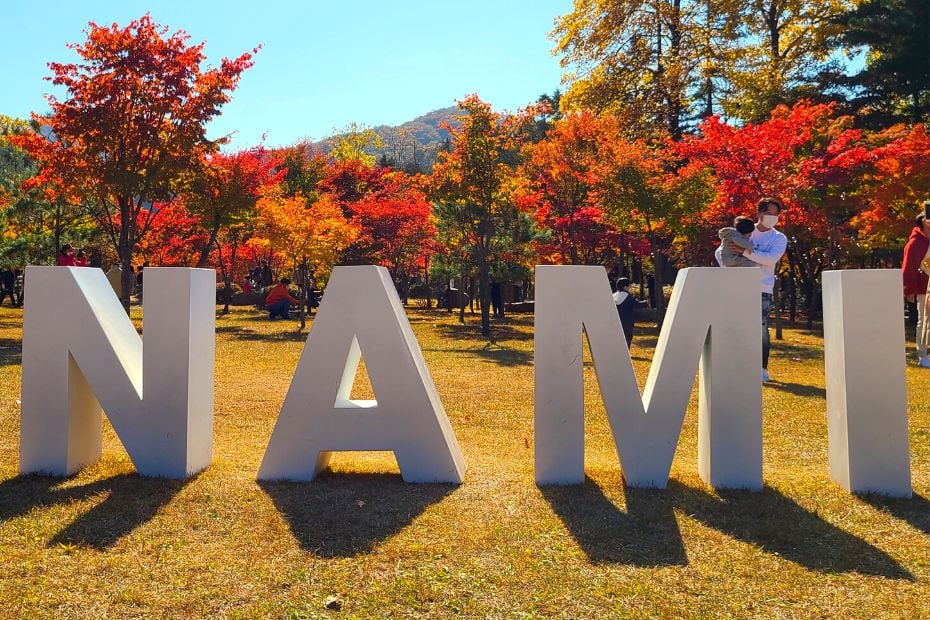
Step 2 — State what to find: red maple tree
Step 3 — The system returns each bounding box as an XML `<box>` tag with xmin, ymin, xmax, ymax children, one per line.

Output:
<box><xmin>13</xmin><ymin>14</ymin><xmax>256</xmax><ymax>308</ymax></box>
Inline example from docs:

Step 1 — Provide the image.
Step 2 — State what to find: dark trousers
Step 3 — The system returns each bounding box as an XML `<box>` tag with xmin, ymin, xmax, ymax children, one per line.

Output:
<box><xmin>762</xmin><ymin>293</ymin><xmax>773</xmax><ymax>369</ymax></box>
<box><xmin>0</xmin><ymin>288</ymin><xmax>17</xmax><ymax>307</ymax></box>
<box><xmin>268</xmin><ymin>299</ymin><xmax>291</xmax><ymax>319</ymax></box>
<box><xmin>621</xmin><ymin>319</ymin><xmax>634</xmax><ymax>349</ymax></box>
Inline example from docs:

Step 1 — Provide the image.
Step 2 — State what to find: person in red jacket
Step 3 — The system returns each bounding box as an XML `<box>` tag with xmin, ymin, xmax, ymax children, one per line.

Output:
<box><xmin>265</xmin><ymin>277</ymin><xmax>299</xmax><ymax>320</ymax></box>
<box><xmin>55</xmin><ymin>244</ymin><xmax>77</xmax><ymax>266</ymax></box>
<box><xmin>902</xmin><ymin>213</ymin><xmax>930</xmax><ymax>367</ymax></box>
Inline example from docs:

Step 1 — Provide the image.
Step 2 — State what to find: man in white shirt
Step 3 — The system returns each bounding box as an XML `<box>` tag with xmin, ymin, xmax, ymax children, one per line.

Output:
<box><xmin>715</xmin><ymin>198</ymin><xmax>788</xmax><ymax>382</ymax></box>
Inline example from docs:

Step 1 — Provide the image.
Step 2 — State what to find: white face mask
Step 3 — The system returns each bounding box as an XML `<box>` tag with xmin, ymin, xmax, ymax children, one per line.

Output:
<box><xmin>761</xmin><ymin>214</ymin><xmax>779</xmax><ymax>228</ymax></box>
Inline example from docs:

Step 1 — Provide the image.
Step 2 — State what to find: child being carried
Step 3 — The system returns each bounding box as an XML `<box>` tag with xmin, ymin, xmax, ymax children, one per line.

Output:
<box><xmin>718</xmin><ymin>216</ymin><xmax>757</xmax><ymax>267</ymax></box>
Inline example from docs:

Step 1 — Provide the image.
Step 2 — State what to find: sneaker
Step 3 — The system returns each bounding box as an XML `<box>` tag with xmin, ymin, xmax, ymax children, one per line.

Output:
<box><xmin>762</xmin><ymin>368</ymin><xmax>771</xmax><ymax>382</ymax></box>
<box><xmin>919</xmin><ymin>357</ymin><xmax>930</xmax><ymax>368</ymax></box>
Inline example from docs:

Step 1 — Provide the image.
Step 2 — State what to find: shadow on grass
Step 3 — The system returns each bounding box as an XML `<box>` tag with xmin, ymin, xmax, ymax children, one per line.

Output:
<box><xmin>0</xmin><ymin>473</ymin><xmax>189</xmax><ymax>550</ymax></box>
<box><xmin>541</xmin><ymin>477</ymin><xmax>912</xmax><ymax>578</ymax></box>
<box><xmin>668</xmin><ymin>481</ymin><xmax>911</xmax><ymax>579</ymax></box>
<box><xmin>763</xmin><ymin>380</ymin><xmax>826</xmax><ymax>399</ymax></box>
<box><xmin>859</xmin><ymin>492</ymin><xmax>930</xmax><ymax>537</ymax></box>
<box><xmin>259</xmin><ymin>472</ymin><xmax>456</xmax><ymax>558</ymax></box>
<box><xmin>433</xmin><ymin>321</ymin><xmax>534</xmax><ymax>343</ymax></box>
<box><xmin>425</xmin><ymin>345</ymin><xmax>532</xmax><ymax>367</ymax></box>
<box><xmin>540</xmin><ymin>477</ymin><xmax>686</xmax><ymax>566</ymax></box>
<box><xmin>0</xmin><ymin>337</ymin><xmax>21</xmax><ymax>367</ymax></box>
<box><xmin>215</xmin><ymin>325</ymin><xmax>308</xmax><ymax>342</ymax></box>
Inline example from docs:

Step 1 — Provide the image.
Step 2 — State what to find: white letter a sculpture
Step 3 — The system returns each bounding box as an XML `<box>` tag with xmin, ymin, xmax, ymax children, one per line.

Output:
<box><xmin>20</xmin><ymin>267</ymin><xmax>215</xmax><ymax>478</ymax></box>
<box><xmin>258</xmin><ymin>266</ymin><xmax>465</xmax><ymax>483</ymax></box>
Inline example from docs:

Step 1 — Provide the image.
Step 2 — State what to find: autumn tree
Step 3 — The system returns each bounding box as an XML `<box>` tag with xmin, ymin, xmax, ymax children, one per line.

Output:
<box><xmin>838</xmin><ymin>0</ymin><xmax>930</xmax><ymax>126</ymax></box>
<box><xmin>723</xmin><ymin>0</ymin><xmax>852</xmax><ymax>122</ymax></box>
<box><xmin>14</xmin><ymin>15</ymin><xmax>256</xmax><ymax>310</ymax></box>
<box><xmin>181</xmin><ymin>147</ymin><xmax>282</xmax><ymax>268</ymax></box>
<box><xmin>3</xmin><ymin>117</ymin><xmax>97</xmax><ymax>265</ymax></box>
<box><xmin>428</xmin><ymin>95</ymin><xmax>535</xmax><ymax>338</ymax></box>
<box><xmin>251</xmin><ymin>189</ymin><xmax>358</xmax><ymax>330</ymax></box>
<box><xmin>329</xmin><ymin>122</ymin><xmax>384</xmax><ymax>167</ymax></box>
<box><xmin>346</xmin><ymin>171</ymin><xmax>436</xmax><ymax>284</ymax></box>
<box><xmin>676</xmin><ymin>101</ymin><xmax>879</xmax><ymax>326</ymax></box>
<box><xmin>594</xmin><ymin>135</ymin><xmax>711</xmax><ymax>323</ymax></box>
<box><xmin>551</xmin><ymin>0</ymin><xmax>853</xmax><ymax>131</ymax></box>
<box><xmin>518</xmin><ymin>110</ymin><xmax>623</xmax><ymax>266</ymax></box>
<box><xmin>275</xmin><ymin>142</ymin><xmax>328</xmax><ymax>200</ymax></box>
<box><xmin>552</xmin><ymin>0</ymin><xmax>742</xmax><ymax>139</ymax></box>
<box><xmin>853</xmin><ymin>124</ymin><xmax>930</xmax><ymax>248</ymax></box>
<box><xmin>135</xmin><ymin>200</ymin><xmax>207</xmax><ymax>267</ymax></box>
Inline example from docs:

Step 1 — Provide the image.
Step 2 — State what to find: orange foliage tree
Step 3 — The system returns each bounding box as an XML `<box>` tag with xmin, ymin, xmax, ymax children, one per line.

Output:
<box><xmin>182</xmin><ymin>147</ymin><xmax>283</xmax><ymax>268</ymax></box>
<box><xmin>347</xmin><ymin>171</ymin><xmax>436</xmax><ymax>283</ymax></box>
<box><xmin>251</xmin><ymin>189</ymin><xmax>358</xmax><ymax>329</ymax></box>
<box><xmin>13</xmin><ymin>14</ymin><xmax>256</xmax><ymax>309</ymax></box>
<box><xmin>517</xmin><ymin>110</ymin><xmax>624</xmax><ymax>266</ymax></box>
<box><xmin>675</xmin><ymin>101</ymin><xmax>930</xmax><ymax>326</ymax></box>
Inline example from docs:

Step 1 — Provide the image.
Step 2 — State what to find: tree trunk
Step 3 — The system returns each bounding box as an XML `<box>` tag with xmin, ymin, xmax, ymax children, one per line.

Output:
<box><xmin>804</xmin><ymin>282</ymin><xmax>814</xmax><ymax>331</ymax></box>
<box><xmin>458</xmin><ymin>273</ymin><xmax>466</xmax><ymax>324</ymax></box>
<box><xmin>425</xmin><ymin>256</ymin><xmax>432</xmax><ymax>309</ymax></box>
<box><xmin>118</xmin><ymin>204</ymin><xmax>133</xmax><ymax>315</ymax></box>
<box><xmin>479</xmin><ymin>262</ymin><xmax>491</xmax><ymax>339</ymax></box>
<box><xmin>196</xmin><ymin>220</ymin><xmax>222</xmax><ymax>268</ymax></box>
<box><xmin>54</xmin><ymin>201</ymin><xmax>63</xmax><ymax>259</ymax></box>
<box><xmin>653</xmin><ymin>250</ymin><xmax>667</xmax><ymax>328</ymax></box>
<box><xmin>297</xmin><ymin>260</ymin><xmax>308</xmax><ymax>331</ymax></box>
<box><xmin>774</xmin><ymin>275</ymin><xmax>783</xmax><ymax>340</ymax></box>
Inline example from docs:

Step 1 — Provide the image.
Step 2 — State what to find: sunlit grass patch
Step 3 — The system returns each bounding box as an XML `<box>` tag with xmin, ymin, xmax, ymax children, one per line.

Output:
<box><xmin>0</xmin><ymin>304</ymin><xmax>927</xmax><ymax>617</ymax></box>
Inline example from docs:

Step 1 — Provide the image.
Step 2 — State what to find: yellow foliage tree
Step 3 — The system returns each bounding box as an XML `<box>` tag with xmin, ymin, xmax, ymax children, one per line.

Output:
<box><xmin>252</xmin><ymin>189</ymin><xmax>358</xmax><ymax>283</ymax></box>
<box><xmin>251</xmin><ymin>188</ymin><xmax>358</xmax><ymax>328</ymax></box>
<box><xmin>329</xmin><ymin>122</ymin><xmax>384</xmax><ymax>167</ymax></box>
<box><xmin>722</xmin><ymin>0</ymin><xmax>852</xmax><ymax>121</ymax></box>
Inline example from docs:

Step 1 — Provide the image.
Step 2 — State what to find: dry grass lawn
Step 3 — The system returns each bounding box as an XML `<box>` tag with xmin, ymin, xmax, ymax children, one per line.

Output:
<box><xmin>0</xmin><ymin>303</ymin><xmax>929</xmax><ymax>618</ymax></box>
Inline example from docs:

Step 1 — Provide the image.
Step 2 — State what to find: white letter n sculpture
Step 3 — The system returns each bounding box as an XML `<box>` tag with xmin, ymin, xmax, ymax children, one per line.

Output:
<box><xmin>535</xmin><ymin>266</ymin><xmax>763</xmax><ymax>490</ymax></box>
<box><xmin>258</xmin><ymin>266</ymin><xmax>465</xmax><ymax>483</ymax></box>
<box><xmin>20</xmin><ymin>267</ymin><xmax>216</xmax><ymax>479</ymax></box>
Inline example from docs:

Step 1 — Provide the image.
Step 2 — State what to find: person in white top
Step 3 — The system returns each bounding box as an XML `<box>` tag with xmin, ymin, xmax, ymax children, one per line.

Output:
<box><xmin>715</xmin><ymin>197</ymin><xmax>788</xmax><ymax>382</ymax></box>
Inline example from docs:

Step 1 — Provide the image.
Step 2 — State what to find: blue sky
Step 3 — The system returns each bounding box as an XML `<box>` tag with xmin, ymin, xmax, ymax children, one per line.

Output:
<box><xmin>0</xmin><ymin>1</ymin><xmax>572</xmax><ymax>149</ymax></box>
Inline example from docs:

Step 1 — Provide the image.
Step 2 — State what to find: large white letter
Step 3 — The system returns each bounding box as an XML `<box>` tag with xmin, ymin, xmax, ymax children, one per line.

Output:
<box><xmin>823</xmin><ymin>269</ymin><xmax>911</xmax><ymax>497</ymax></box>
<box><xmin>535</xmin><ymin>266</ymin><xmax>762</xmax><ymax>489</ymax></box>
<box><xmin>20</xmin><ymin>267</ymin><xmax>215</xmax><ymax>478</ymax></box>
<box><xmin>258</xmin><ymin>266</ymin><xmax>465</xmax><ymax>483</ymax></box>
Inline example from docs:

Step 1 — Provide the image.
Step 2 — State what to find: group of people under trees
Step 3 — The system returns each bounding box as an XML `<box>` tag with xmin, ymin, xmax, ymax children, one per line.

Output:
<box><xmin>36</xmin><ymin>195</ymin><xmax>930</xmax><ymax>384</ymax></box>
<box><xmin>56</xmin><ymin>244</ymin><xmax>148</xmax><ymax>298</ymax></box>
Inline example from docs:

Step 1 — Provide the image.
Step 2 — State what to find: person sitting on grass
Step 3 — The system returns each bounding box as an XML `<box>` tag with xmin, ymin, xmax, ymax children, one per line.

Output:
<box><xmin>265</xmin><ymin>277</ymin><xmax>298</xmax><ymax>320</ymax></box>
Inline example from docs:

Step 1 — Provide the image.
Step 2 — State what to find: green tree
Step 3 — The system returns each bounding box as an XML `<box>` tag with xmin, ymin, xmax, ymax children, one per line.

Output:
<box><xmin>838</xmin><ymin>0</ymin><xmax>930</xmax><ymax>126</ymax></box>
<box><xmin>428</xmin><ymin>96</ymin><xmax>535</xmax><ymax>338</ymax></box>
<box><xmin>0</xmin><ymin>116</ymin><xmax>94</xmax><ymax>266</ymax></box>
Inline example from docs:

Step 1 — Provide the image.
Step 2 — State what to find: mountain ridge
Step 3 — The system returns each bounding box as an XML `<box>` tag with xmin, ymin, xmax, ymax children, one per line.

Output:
<box><xmin>314</xmin><ymin>106</ymin><xmax>461</xmax><ymax>172</ymax></box>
